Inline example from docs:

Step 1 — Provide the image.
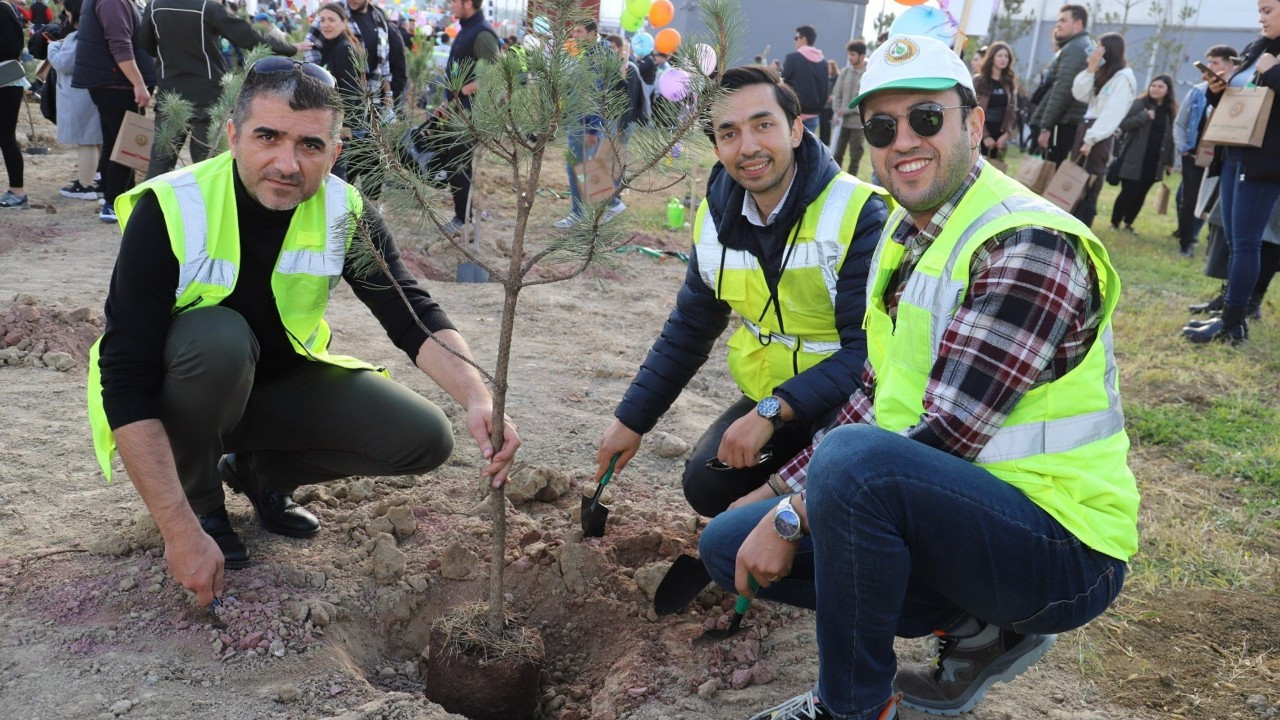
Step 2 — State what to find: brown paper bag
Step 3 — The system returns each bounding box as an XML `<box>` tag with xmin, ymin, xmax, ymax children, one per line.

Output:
<box><xmin>1155</xmin><ymin>183</ymin><xmax>1170</xmax><ymax>215</ymax></box>
<box><xmin>1202</xmin><ymin>86</ymin><xmax>1274</xmax><ymax>148</ymax></box>
<box><xmin>110</xmin><ymin>111</ymin><xmax>154</xmax><ymax>173</ymax></box>
<box><xmin>574</xmin><ymin>137</ymin><xmax>622</xmax><ymax>204</ymax></box>
<box><xmin>1043</xmin><ymin>161</ymin><xmax>1090</xmax><ymax>211</ymax></box>
<box><xmin>1193</xmin><ymin>137</ymin><xmax>1215</xmax><ymax>168</ymax></box>
<box><xmin>987</xmin><ymin>158</ymin><xmax>1008</xmax><ymax>174</ymax></box>
<box><xmin>1014</xmin><ymin>155</ymin><xmax>1054</xmax><ymax>194</ymax></box>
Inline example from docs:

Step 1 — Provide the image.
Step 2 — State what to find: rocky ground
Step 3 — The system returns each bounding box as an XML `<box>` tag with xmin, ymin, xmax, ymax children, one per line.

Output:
<box><xmin>2</xmin><ymin>112</ymin><xmax>1278</xmax><ymax>720</ymax></box>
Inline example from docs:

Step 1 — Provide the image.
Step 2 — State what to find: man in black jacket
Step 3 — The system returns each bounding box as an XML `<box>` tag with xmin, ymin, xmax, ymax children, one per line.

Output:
<box><xmin>141</xmin><ymin>0</ymin><xmax>304</xmax><ymax>178</ymax></box>
<box><xmin>593</xmin><ymin>66</ymin><xmax>887</xmax><ymax>517</ymax></box>
<box><xmin>1032</xmin><ymin>4</ymin><xmax>1091</xmax><ymax>163</ymax></box>
<box><xmin>438</xmin><ymin>0</ymin><xmax>499</xmax><ymax>235</ymax></box>
<box><xmin>782</xmin><ymin>24</ymin><xmax>827</xmax><ymax>135</ymax></box>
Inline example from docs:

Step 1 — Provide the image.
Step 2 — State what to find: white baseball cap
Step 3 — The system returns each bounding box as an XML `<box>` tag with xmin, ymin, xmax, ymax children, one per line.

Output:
<box><xmin>849</xmin><ymin>34</ymin><xmax>975</xmax><ymax>110</ymax></box>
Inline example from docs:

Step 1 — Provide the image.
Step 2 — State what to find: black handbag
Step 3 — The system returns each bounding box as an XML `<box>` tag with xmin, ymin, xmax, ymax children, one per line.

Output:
<box><xmin>1105</xmin><ymin>136</ymin><xmax>1126</xmax><ymax>186</ymax></box>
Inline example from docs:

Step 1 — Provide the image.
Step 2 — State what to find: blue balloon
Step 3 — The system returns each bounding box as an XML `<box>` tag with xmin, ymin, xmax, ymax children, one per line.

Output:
<box><xmin>631</xmin><ymin>30</ymin><xmax>655</xmax><ymax>58</ymax></box>
<box><xmin>888</xmin><ymin>6</ymin><xmax>957</xmax><ymax>46</ymax></box>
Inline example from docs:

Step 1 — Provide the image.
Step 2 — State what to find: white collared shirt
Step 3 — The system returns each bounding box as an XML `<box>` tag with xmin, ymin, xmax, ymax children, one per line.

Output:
<box><xmin>741</xmin><ymin>168</ymin><xmax>798</xmax><ymax>227</ymax></box>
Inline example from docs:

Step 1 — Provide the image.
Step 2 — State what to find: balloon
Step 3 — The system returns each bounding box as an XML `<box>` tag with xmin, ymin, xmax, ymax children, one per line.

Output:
<box><xmin>565</xmin><ymin>38</ymin><xmax>579</xmax><ymax>56</ymax></box>
<box><xmin>620</xmin><ymin>10</ymin><xmax>644</xmax><ymax>32</ymax></box>
<box><xmin>654</xmin><ymin>27</ymin><xmax>681</xmax><ymax>54</ymax></box>
<box><xmin>445</xmin><ymin>22</ymin><xmax>459</xmax><ymax>38</ymax></box>
<box><xmin>888</xmin><ymin>6</ymin><xmax>957</xmax><ymax>45</ymax></box>
<box><xmin>894</xmin><ymin>0</ymin><xmax>929</xmax><ymax>5</ymax></box>
<box><xmin>695</xmin><ymin>43</ymin><xmax>716</xmax><ymax>74</ymax></box>
<box><xmin>631</xmin><ymin>30</ymin><xmax>654</xmax><ymax>58</ymax></box>
<box><xmin>532</xmin><ymin>15</ymin><xmax>550</xmax><ymax>35</ymax></box>
<box><xmin>649</xmin><ymin>0</ymin><xmax>674</xmax><ymax>28</ymax></box>
<box><xmin>625</xmin><ymin>0</ymin><xmax>653</xmax><ymax>18</ymax></box>
<box><xmin>657</xmin><ymin>67</ymin><xmax>691</xmax><ymax>101</ymax></box>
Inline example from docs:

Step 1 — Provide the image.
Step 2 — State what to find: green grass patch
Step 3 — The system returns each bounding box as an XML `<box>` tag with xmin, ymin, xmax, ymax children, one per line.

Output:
<box><xmin>1127</xmin><ymin>396</ymin><xmax>1280</xmax><ymax>488</ymax></box>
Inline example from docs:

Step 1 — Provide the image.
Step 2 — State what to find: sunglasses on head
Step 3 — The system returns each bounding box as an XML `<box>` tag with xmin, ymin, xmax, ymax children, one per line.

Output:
<box><xmin>862</xmin><ymin>103</ymin><xmax>969</xmax><ymax>149</ymax></box>
<box><xmin>247</xmin><ymin>56</ymin><xmax>337</xmax><ymax>88</ymax></box>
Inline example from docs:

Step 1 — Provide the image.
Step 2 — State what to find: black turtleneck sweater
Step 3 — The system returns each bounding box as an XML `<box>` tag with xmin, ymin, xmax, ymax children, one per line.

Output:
<box><xmin>98</xmin><ymin>164</ymin><xmax>455</xmax><ymax>430</ymax></box>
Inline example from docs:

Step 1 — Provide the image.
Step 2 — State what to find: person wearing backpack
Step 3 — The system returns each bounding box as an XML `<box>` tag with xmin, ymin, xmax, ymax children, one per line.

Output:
<box><xmin>48</xmin><ymin>0</ymin><xmax>102</xmax><ymax>199</ymax></box>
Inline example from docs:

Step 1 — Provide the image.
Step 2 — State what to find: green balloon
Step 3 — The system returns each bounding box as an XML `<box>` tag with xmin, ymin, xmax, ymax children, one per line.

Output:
<box><xmin>625</xmin><ymin>0</ymin><xmax>653</xmax><ymax>17</ymax></box>
<box><xmin>620</xmin><ymin>11</ymin><xmax>644</xmax><ymax>32</ymax></box>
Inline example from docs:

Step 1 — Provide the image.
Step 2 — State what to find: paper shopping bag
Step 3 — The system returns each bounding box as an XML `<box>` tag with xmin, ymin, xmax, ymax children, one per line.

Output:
<box><xmin>1043</xmin><ymin>161</ymin><xmax>1090</xmax><ymax>211</ymax></box>
<box><xmin>1193</xmin><ymin>137</ymin><xmax>1215</xmax><ymax>168</ymax></box>
<box><xmin>573</xmin><ymin>136</ymin><xmax>623</xmax><ymax>204</ymax></box>
<box><xmin>1014</xmin><ymin>154</ymin><xmax>1055</xmax><ymax>194</ymax></box>
<box><xmin>1202</xmin><ymin>86</ymin><xmax>1274</xmax><ymax>148</ymax></box>
<box><xmin>1194</xmin><ymin>175</ymin><xmax>1218</xmax><ymax>220</ymax></box>
<box><xmin>109</xmin><ymin>111</ymin><xmax>154</xmax><ymax>173</ymax></box>
<box><xmin>1155</xmin><ymin>183</ymin><xmax>1170</xmax><ymax>215</ymax></box>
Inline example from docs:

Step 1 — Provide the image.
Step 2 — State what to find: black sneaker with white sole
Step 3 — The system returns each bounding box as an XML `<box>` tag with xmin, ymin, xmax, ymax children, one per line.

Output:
<box><xmin>60</xmin><ymin>180</ymin><xmax>99</xmax><ymax>200</ymax></box>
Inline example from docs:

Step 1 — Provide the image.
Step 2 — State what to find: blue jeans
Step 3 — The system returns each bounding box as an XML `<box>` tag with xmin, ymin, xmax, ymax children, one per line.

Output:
<box><xmin>802</xmin><ymin>116</ymin><xmax>820</xmax><ymax>134</ymax></box>
<box><xmin>565</xmin><ymin>126</ymin><xmax>623</xmax><ymax>216</ymax></box>
<box><xmin>700</xmin><ymin>424</ymin><xmax>1126</xmax><ymax>720</ymax></box>
<box><xmin>1219</xmin><ymin>148</ymin><xmax>1280</xmax><ymax>308</ymax></box>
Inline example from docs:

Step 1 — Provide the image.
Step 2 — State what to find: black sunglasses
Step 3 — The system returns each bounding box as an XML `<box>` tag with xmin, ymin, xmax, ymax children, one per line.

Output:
<box><xmin>247</xmin><ymin>56</ymin><xmax>337</xmax><ymax>88</ymax></box>
<box><xmin>863</xmin><ymin>103</ymin><xmax>969</xmax><ymax>149</ymax></box>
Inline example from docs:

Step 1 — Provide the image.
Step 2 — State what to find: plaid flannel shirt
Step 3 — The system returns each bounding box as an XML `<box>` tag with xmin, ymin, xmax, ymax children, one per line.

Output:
<box><xmin>780</xmin><ymin>159</ymin><xmax>1103</xmax><ymax>495</ymax></box>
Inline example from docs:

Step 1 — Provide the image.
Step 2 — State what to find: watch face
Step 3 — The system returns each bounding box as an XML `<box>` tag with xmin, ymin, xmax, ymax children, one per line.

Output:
<box><xmin>774</xmin><ymin>507</ymin><xmax>801</xmax><ymax>540</ymax></box>
<box><xmin>758</xmin><ymin>396</ymin><xmax>781</xmax><ymax>418</ymax></box>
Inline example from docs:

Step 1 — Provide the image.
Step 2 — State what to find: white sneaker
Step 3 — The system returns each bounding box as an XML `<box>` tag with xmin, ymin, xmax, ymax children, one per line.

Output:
<box><xmin>748</xmin><ymin>691</ymin><xmax>832</xmax><ymax>720</ymax></box>
<box><xmin>553</xmin><ymin>215</ymin><xmax>576</xmax><ymax>229</ymax></box>
<box><xmin>602</xmin><ymin>200</ymin><xmax>627</xmax><ymax>222</ymax></box>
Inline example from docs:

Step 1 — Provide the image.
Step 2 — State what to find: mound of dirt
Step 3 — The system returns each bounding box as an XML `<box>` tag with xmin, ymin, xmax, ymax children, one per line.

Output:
<box><xmin>0</xmin><ymin>292</ymin><xmax>103</xmax><ymax>370</ymax></box>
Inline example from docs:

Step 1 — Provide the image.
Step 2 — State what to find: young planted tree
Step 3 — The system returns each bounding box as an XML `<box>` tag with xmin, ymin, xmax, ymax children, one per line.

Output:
<box><xmin>341</xmin><ymin>0</ymin><xmax>741</xmax><ymax>714</ymax></box>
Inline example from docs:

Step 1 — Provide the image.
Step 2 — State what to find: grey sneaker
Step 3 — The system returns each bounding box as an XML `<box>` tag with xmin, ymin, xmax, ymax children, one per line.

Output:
<box><xmin>440</xmin><ymin>217</ymin><xmax>465</xmax><ymax>238</ymax></box>
<box><xmin>553</xmin><ymin>214</ymin><xmax>576</xmax><ymax>229</ymax></box>
<box><xmin>0</xmin><ymin>191</ymin><xmax>28</xmax><ymax>208</ymax></box>
<box><xmin>602</xmin><ymin>200</ymin><xmax>627</xmax><ymax>222</ymax></box>
<box><xmin>895</xmin><ymin>623</ymin><xmax>1056</xmax><ymax>716</ymax></box>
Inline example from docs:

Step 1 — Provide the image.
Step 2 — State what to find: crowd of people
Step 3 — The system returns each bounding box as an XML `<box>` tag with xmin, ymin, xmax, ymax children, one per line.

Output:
<box><xmin>0</xmin><ymin>0</ymin><xmax>1273</xmax><ymax>719</ymax></box>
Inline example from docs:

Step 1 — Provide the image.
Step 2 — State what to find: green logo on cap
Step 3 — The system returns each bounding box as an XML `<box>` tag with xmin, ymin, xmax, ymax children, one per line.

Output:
<box><xmin>885</xmin><ymin>37</ymin><xmax>919</xmax><ymax>65</ymax></box>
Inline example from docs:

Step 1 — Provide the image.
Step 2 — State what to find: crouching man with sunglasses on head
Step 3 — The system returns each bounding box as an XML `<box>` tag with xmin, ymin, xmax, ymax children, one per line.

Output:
<box><xmin>700</xmin><ymin>35</ymin><xmax>1139</xmax><ymax>720</ymax></box>
<box><xmin>593</xmin><ymin>65</ymin><xmax>888</xmax><ymax>519</ymax></box>
<box><xmin>86</xmin><ymin>58</ymin><xmax>520</xmax><ymax>608</ymax></box>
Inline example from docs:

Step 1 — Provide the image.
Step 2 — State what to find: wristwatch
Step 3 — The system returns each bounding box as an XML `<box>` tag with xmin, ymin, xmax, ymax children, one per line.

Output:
<box><xmin>755</xmin><ymin>396</ymin><xmax>785</xmax><ymax>430</ymax></box>
<box><xmin>773</xmin><ymin>495</ymin><xmax>803</xmax><ymax>542</ymax></box>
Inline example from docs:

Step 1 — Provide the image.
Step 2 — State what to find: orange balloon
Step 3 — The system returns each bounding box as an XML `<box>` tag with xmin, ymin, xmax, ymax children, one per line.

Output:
<box><xmin>894</xmin><ymin>0</ymin><xmax>928</xmax><ymax>5</ymax></box>
<box><xmin>654</xmin><ymin>27</ymin><xmax>681</xmax><ymax>55</ymax></box>
<box><xmin>649</xmin><ymin>0</ymin><xmax>674</xmax><ymax>28</ymax></box>
<box><xmin>445</xmin><ymin>24</ymin><xmax>458</xmax><ymax>38</ymax></box>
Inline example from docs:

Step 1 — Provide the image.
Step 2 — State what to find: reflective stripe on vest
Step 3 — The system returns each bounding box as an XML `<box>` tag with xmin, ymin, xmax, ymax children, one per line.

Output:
<box><xmin>278</xmin><ymin>178</ymin><xmax>353</xmax><ymax>279</ymax></box>
<box><xmin>165</xmin><ymin>165</ymin><xmax>236</xmax><ymax>299</ymax></box>
<box><xmin>741</xmin><ymin>318</ymin><xmax>843</xmax><ymax>355</ymax></box>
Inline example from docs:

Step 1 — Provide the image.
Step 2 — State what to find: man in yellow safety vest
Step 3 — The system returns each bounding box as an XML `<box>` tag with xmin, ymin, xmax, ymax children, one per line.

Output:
<box><xmin>86</xmin><ymin>58</ymin><xmax>519</xmax><ymax>608</ymax></box>
<box><xmin>593</xmin><ymin>65</ymin><xmax>888</xmax><ymax>518</ymax></box>
<box><xmin>700</xmin><ymin>35</ymin><xmax>1139</xmax><ymax>720</ymax></box>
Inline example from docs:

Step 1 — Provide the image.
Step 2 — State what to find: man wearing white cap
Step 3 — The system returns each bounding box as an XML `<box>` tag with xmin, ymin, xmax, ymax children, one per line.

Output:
<box><xmin>698</xmin><ymin>34</ymin><xmax>1138</xmax><ymax>720</ymax></box>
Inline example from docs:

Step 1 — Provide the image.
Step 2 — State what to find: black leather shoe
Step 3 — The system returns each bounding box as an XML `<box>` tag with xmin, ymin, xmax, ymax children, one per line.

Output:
<box><xmin>219</xmin><ymin>454</ymin><xmax>321</xmax><ymax>539</ymax></box>
<box><xmin>198</xmin><ymin>506</ymin><xmax>251</xmax><ymax>569</ymax></box>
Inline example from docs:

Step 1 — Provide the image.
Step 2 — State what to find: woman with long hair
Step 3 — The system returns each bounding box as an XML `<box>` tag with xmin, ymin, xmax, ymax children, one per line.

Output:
<box><xmin>0</xmin><ymin>0</ymin><xmax>27</xmax><ymax>208</ymax></box>
<box><xmin>1184</xmin><ymin>0</ymin><xmax>1280</xmax><ymax>344</ymax></box>
<box><xmin>1110</xmin><ymin>74</ymin><xmax>1177</xmax><ymax>233</ymax></box>
<box><xmin>973</xmin><ymin>41</ymin><xmax>1018</xmax><ymax>161</ymax></box>
<box><xmin>315</xmin><ymin>2</ymin><xmax>367</xmax><ymax>184</ymax></box>
<box><xmin>1069</xmin><ymin>32</ymin><xmax>1136</xmax><ymax>227</ymax></box>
